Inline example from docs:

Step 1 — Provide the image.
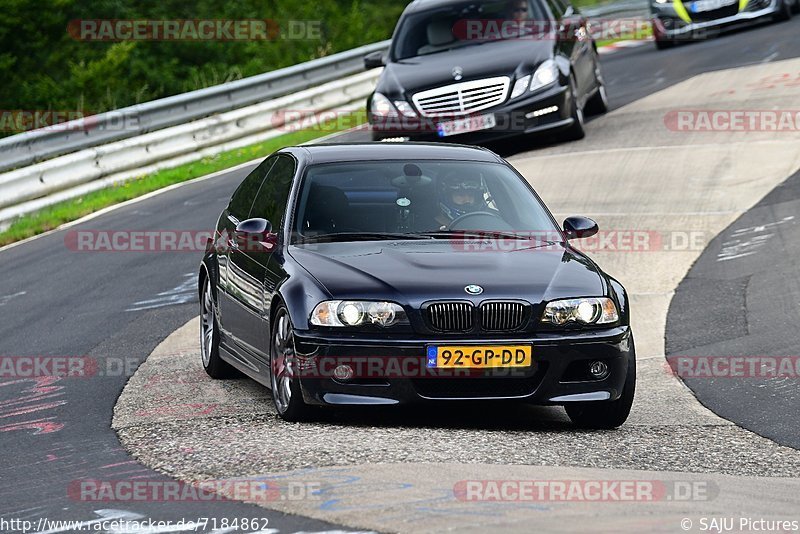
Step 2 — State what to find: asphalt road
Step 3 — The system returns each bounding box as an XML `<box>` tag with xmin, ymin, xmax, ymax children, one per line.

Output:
<box><xmin>2</xmin><ymin>17</ymin><xmax>800</xmax><ymax>532</ymax></box>
<box><xmin>666</xmin><ymin>167</ymin><xmax>800</xmax><ymax>449</ymax></box>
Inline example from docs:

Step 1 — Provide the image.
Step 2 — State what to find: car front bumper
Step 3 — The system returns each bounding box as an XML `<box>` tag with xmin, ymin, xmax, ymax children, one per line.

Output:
<box><xmin>292</xmin><ymin>326</ymin><xmax>634</xmax><ymax>406</ymax></box>
<box><xmin>369</xmin><ymin>83</ymin><xmax>574</xmax><ymax>144</ymax></box>
<box><xmin>651</xmin><ymin>0</ymin><xmax>780</xmax><ymax>39</ymax></box>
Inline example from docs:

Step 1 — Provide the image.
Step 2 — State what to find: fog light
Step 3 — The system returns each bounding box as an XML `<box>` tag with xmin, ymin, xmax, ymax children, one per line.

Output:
<box><xmin>333</xmin><ymin>364</ymin><xmax>354</xmax><ymax>381</ymax></box>
<box><xmin>525</xmin><ymin>106</ymin><xmax>559</xmax><ymax>119</ymax></box>
<box><xmin>589</xmin><ymin>361</ymin><xmax>609</xmax><ymax>379</ymax></box>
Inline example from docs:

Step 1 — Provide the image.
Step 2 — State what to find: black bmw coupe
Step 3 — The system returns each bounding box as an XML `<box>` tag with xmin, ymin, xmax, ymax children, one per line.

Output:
<box><xmin>199</xmin><ymin>143</ymin><xmax>635</xmax><ymax>428</ymax></box>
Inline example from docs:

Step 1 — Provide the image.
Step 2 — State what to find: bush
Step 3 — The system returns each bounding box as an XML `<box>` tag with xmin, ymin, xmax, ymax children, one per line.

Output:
<box><xmin>0</xmin><ymin>0</ymin><xmax>407</xmax><ymax>123</ymax></box>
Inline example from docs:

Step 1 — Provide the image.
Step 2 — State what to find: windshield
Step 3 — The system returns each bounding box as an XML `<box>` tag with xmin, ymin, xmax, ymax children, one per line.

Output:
<box><xmin>291</xmin><ymin>160</ymin><xmax>561</xmax><ymax>243</ymax></box>
<box><xmin>392</xmin><ymin>0</ymin><xmax>549</xmax><ymax>61</ymax></box>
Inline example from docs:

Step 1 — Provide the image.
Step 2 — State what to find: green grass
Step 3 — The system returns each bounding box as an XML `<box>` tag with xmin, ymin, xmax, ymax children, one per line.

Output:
<box><xmin>573</xmin><ymin>0</ymin><xmax>618</xmax><ymax>8</ymax></box>
<box><xmin>0</xmin><ymin>115</ymin><xmax>366</xmax><ymax>247</ymax></box>
<box><xmin>595</xmin><ymin>23</ymin><xmax>653</xmax><ymax>48</ymax></box>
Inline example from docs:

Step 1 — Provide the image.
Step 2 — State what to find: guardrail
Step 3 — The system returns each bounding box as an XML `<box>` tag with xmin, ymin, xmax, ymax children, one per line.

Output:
<box><xmin>0</xmin><ymin>40</ymin><xmax>391</xmax><ymax>173</ymax></box>
<box><xmin>0</xmin><ymin>69</ymin><xmax>382</xmax><ymax>225</ymax></box>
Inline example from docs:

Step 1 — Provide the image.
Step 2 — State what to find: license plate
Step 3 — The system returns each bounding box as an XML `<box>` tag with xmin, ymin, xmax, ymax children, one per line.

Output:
<box><xmin>437</xmin><ymin>114</ymin><xmax>496</xmax><ymax>137</ymax></box>
<box><xmin>426</xmin><ymin>345</ymin><xmax>532</xmax><ymax>368</ymax></box>
<box><xmin>689</xmin><ymin>0</ymin><xmax>735</xmax><ymax>12</ymax></box>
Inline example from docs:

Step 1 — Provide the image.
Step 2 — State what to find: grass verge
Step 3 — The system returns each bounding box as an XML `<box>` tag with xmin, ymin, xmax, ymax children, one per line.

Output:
<box><xmin>595</xmin><ymin>24</ymin><xmax>653</xmax><ymax>49</ymax></box>
<box><xmin>0</xmin><ymin>121</ymin><xmax>364</xmax><ymax>247</ymax></box>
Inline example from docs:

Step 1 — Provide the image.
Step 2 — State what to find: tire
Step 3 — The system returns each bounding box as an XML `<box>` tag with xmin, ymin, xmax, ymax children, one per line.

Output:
<box><xmin>200</xmin><ymin>274</ymin><xmax>239</xmax><ymax>379</ymax></box>
<box><xmin>565</xmin><ymin>339</ymin><xmax>636</xmax><ymax>429</ymax></box>
<box><xmin>654</xmin><ymin>37</ymin><xmax>674</xmax><ymax>50</ymax></box>
<box><xmin>562</xmin><ymin>75</ymin><xmax>586</xmax><ymax>141</ymax></box>
<box><xmin>584</xmin><ymin>60</ymin><xmax>609</xmax><ymax>116</ymax></box>
<box><xmin>773</xmin><ymin>0</ymin><xmax>792</xmax><ymax>21</ymax></box>
<box><xmin>792</xmin><ymin>0</ymin><xmax>800</xmax><ymax>15</ymax></box>
<box><xmin>270</xmin><ymin>305</ymin><xmax>316</xmax><ymax>422</ymax></box>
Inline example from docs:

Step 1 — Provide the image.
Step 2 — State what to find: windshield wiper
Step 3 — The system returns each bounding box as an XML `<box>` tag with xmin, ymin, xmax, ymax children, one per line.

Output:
<box><xmin>415</xmin><ymin>230</ymin><xmax>560</xmax><ymax>245</ymax></box>
<box><xmin>300</xmin><ymin>232</ymin><xmax>434</xmax><ymax>243</ymax></box>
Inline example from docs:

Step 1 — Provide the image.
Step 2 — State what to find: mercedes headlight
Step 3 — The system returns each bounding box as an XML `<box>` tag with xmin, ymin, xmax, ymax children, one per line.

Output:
<box><xmin>393</xmin><ymin>100</ymin><xmax>418</xmax><ymax>117</ymax></box>
<box><xmin>510</xmin><ymin>75</ymin><xmax>532</xmax><ymax>99</ymax></box>
<box><xmin>311</xmin><ymin>300</ymin><xmax>408</xmax><ymax>327</ymax></box>
<box><xmin>370</xmin><ymin>93</ymin><xmax>397</xmax><ymax>118</ymax></box>
<box><xmin>530</xmin><ymin>60</ymin><xmax>559</xmax><ymax>92</ymax></box>
<box><xmin>542</xmin><ymin>297</ymin><xmax>619</xmax><ymax>326</ymax></box>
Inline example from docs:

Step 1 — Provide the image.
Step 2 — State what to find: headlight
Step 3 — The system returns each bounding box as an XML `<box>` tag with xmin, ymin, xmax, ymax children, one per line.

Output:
<box><xmin>541</xmin><ymin>297</ymin><xmax>619</xmax><ymax>326</ymax></box>
<box><xmin>310</xmin><ymin>300</ymin><xmax>408</xmax><ymax>327</ymax></box>
<box><xmin>393</xmin><ymin>100</ymin><xmax>418</xmax><ymax>117</ymax></box>
<box><xmin>370</xmin><ymin>93</ymin><xmax>397</xmax><ymax>117</ymax></box>
<box><xmin>530</xmin><ymin>60</ymin><xmax>558</xmax><ymax>92</ymax></box>
<box><xmin>510</xmin><ymin>75</ymin><xmax>531</xmax><ymax>99</ymax></box>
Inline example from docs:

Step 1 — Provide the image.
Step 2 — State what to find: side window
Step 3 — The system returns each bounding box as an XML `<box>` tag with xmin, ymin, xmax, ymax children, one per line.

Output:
<box><xmin>228</xmin><ymin>157</ymin><xmax>277</xmax><ymax>218</ymax></box>
<box><xmin>249</xmin><ymin>155</ymin><xmax>296</xmax><ymax>230</ymax></box>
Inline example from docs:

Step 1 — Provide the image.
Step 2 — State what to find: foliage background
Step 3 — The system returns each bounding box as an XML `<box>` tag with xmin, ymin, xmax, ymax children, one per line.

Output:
<box><xmin>0</xmin><ymin>0</ymin><xmax>407</xmax><ymax>115</ymax></box>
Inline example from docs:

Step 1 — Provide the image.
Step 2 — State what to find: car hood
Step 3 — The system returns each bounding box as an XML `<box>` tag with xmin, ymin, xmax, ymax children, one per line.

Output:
<box><xmin>289</xmin><ymin>240</ymin><xmax>606</xmax><ymax>307</ymax></box>
<box><xmin>380</xmin><ymin>39</ymin><xmax>554</xmax><ymax>98</ymax></box>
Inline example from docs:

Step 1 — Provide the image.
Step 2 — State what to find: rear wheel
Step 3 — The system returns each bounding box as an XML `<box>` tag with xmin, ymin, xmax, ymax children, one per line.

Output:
<box><xmin>200</xmin><ymin>274</ymin><xmax>239</xmax><ymax>379</ymax></box>
<box><xmin>562</xmin><ymin>75</ymin><xmax>586</xmax><ymax>141</ymax></box>
<box><xmin>565</xmin><ymin>339</ymin><xmax>636</xmax><ymax>429</ymax></box>
<box><xmin>270</xmin><ymin>306</ymin><xmax>316</xmax><ymax>422</ymax></box>
<box><xmin>792</xmin><ymin>0</ymin><xmax>800</xmax><ymax>14</ymax></box>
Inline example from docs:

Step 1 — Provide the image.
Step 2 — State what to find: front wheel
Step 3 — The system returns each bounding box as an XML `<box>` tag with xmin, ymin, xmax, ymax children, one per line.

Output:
<box><xmin>562</xmin><ymin>75</ymin><xmax>586</xmax><ymax>141</ymax></box>
<box><xmin>270</xmin><ymin>306</ymin><xmax>316</xmax><ymax>422</ymax></box>
<box><xmin>773</xmin><ymin>0</ymin><xmax>792</xmax><ymax>20</ymax></box>
<box><xmin>565</xmin><ymin>340</ymin><xmax>636</xmax><ymax>429</ymax></box>
<box><xmin>584</xmin><ymin>60</ymin><xmax>609</xmax><ymax>116</ymax></box>
<box><xmin>654</xmin><ymin>37</ymin><xmax>675</xmax><ymax>50</ymax></box>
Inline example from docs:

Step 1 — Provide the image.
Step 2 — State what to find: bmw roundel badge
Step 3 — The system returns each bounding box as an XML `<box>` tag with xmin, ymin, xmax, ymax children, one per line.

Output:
<box><xmin>464</xmin><ymin>284</ymin><xmax>483</xmax><ymax>295</ymax></box>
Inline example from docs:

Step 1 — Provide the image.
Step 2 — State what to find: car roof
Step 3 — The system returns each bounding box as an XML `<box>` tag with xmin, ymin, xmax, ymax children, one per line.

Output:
<box><xmin>404</xmin><ymin>0</ymin><xmax>490</xmax><ymax>13</ymax></box>
<box><xmin>405</xmin><ymin>0</ymin><xmax>543</xmax><ymax>14</ymax></box>
<box><xmin>284</xmin><ymin>142</ymin><xmax>503</xmax><ymax>165</ymax></box>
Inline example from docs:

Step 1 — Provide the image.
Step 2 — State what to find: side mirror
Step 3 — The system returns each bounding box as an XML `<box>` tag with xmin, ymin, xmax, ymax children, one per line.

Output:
<box><xmin>364</xmin><ymin>51</ymin><xmax>386</xmax><ymax>70</ymax></box>
<box><xmin>563</xmin><ymin>216</ymin><xmax>598</xmax><ymax>240</ymax></box>
<box><xmin>235</xmin><ymin>218</ymin><xmax>277</xmax><ymax>251</ymax></box>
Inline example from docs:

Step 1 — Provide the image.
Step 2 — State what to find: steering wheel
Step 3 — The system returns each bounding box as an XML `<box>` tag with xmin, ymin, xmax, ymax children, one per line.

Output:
<box><xmin>447</xmin><ymin>211</ymin><xmax>514</xmax><ymax>232</ymax></box>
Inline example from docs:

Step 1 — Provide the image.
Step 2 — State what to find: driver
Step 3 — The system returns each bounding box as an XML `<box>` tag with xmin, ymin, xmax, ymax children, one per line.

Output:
<box><xmin>435</xmin><ymin>170</ymin><xmax>490</xmax><ymax>228</ymax></box>
<box><xmin>507</xmin><ymin>0</ymin><xmax>530</xmax><ymax>21</ymax></box>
